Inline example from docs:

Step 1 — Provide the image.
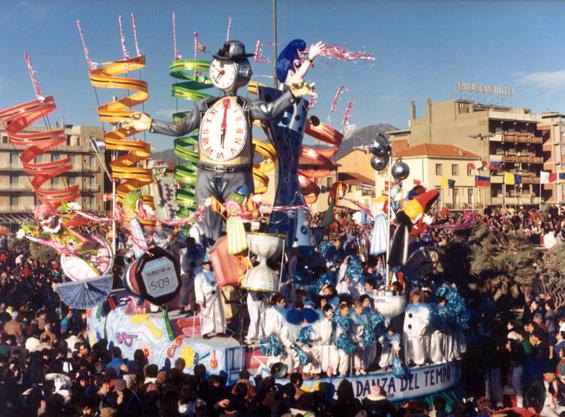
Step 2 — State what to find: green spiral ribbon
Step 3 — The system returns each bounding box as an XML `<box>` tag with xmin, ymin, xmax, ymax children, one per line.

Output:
<box><xmin>170</xmin><ymin>59</ymin><xmax>213</xmax><ymax>217</ymax></box>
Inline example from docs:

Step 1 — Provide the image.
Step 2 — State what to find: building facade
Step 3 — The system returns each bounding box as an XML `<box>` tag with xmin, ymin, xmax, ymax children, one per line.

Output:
<box><xmin>0</xmin><ymin>124</ymin><xmax>106</xmax><ymax>230</ymax></box>
<box><xmin>374</xmin><ymin>143</ymin><xmax>480</xmax><ymax>209</ymax></box>
<box><xmin>389</xmin><ymin>98</ymin><xmax>553</xmax><ymax>206</ymax></box>
<box><xmin>538</xmin><ymin>113</ymin><xmax>565</xmax><ymax>204</ymax></box>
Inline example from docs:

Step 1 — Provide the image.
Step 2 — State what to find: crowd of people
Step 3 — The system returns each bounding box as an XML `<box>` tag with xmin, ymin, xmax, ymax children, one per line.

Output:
<box><xmin>0</xmin><ymin>205</ymin><xmax>564</xmax><ymax>417</ymax></box>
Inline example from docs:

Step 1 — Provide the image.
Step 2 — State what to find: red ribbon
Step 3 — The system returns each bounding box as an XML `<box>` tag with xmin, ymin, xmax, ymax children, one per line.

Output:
<box><xmin>0</xmin><ymin>97</ymin><xmax>80</xmax><ymax>207</ymax></box>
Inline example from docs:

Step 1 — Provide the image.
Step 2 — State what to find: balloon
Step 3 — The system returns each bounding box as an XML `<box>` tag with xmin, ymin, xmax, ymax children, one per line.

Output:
<box><xmin>371</xmin><ymin>155</ymin><xmax>389</xmax><ymax>171</ymax></box>
<box><xmin>391</xmin><ymin>160</ymin><xmax>410</xmax><ymax>181</ymax></box>
<box><xmin>368</xmin><ymin>135</ymin><xmax>390</xmax><ymax>157</ymax></box>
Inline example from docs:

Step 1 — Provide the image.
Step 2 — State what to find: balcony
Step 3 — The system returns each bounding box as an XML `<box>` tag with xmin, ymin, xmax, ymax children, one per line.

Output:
<box><xmin>521</xmin><ymin>176</ymin><xmax>540</xmax><ymax>185</ymax></box>
<box><xmin>500</xmin><ymin>154</ymin><xmax>543</xmax><ymax>164</ymax></box>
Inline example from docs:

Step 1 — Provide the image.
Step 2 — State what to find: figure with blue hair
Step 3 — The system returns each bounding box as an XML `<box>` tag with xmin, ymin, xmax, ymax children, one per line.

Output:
<box><xmin>262</xmin><ymin>39</ymin><xmax>325</xmax><ymax>246</ymax></box>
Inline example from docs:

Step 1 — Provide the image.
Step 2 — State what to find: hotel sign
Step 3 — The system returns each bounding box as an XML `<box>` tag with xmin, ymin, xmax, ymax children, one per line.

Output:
<box><xmin>457</xmin><ymin>82</ymin><xmax>514</xmax><ymax>96</ymax></box>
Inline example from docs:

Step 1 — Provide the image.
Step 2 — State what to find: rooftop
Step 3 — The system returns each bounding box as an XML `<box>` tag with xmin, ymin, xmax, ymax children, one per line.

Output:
<box><xmin>394</xmin><ymin>143</ymin><xmax>480</xmax><ymax>159</ymax></box>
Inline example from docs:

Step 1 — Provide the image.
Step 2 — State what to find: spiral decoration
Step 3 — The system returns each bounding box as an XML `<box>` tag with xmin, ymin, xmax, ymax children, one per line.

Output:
<box><xmin>170</xmin><ymin>59</ymin><xmax>213</xmax><ymax>216</ymax></box>
<box><xmin>90</xmin><ymin>55</ymin><xmax>152</xmax><ymax>195</ymax></box>
<box><xmin>299</xmin><ymin>121</ymin><xmax>344</xmax><ymax>204</ymax></box>
<box><xmin>0</xmin><ymin>97</ymin><xmax>80</xmax><ymax>207</ymax></box>
<box><xmin>89</xmin><ymin>55</ymin><xmax>155</xmax><ymax>229</ymax></box>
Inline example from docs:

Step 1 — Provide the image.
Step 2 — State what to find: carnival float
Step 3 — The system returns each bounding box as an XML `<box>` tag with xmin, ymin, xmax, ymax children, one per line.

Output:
<box><xmin>0</xmin><ymin>12</ymin><xmax>469</xmax><ymax>405</ymax></box>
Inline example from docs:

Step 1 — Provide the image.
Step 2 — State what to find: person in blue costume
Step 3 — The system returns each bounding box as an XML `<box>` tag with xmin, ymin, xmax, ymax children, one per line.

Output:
<box><xmin>264</xmin><ymin>39</ymin><xmax>325</xmax><ymax>246</ymax></box>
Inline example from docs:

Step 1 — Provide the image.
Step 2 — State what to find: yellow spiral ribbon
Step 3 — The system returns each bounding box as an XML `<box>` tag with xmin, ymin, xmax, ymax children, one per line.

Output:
<box><xmin>170</xmin><ymin>59</ymin><xmax>213</xmax><ymax>216</ymax></box>
<box><xmin>89</xmin><ymin>55</ymin><xmax>154</xmax><ymax>209</ymax></box>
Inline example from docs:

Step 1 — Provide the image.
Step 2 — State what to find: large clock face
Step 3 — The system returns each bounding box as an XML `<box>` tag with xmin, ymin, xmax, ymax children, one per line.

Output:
<box><xmin>200</xmin><ymin>98</ymin><xmax>247</xmax><ymax>162</ymax></box>
<box><xmin>209</xmin><ymin>59</ymin><xmax>237</xmax><ymax>91</ymax></box>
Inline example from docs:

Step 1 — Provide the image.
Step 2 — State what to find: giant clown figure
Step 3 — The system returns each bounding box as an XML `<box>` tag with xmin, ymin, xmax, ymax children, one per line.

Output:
<box><xmin>127</xmin><ymin>40</ymin><xmax>315</xmax><ymax>246</ymax></box>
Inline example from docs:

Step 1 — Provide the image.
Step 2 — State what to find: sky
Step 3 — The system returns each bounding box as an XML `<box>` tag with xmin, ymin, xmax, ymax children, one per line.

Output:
<box><xmin>2</xmin><ymin>0</ymin><xmax>565</xmax><ymax>151</ymax></box>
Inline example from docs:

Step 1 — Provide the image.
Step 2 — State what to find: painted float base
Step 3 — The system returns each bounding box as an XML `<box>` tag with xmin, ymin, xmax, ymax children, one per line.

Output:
<box><xmin>280</xmin><ymin>361</ymin><xmax>462</xmax><ymax>402</ymax></box>
<box><xmin>88</xmin><ymin>299</ymin><xmax>462</xmax><ymax>398</ymax></box>
<box><xmin>87</xmin><ymin>302</ymin><xmax>245</xmax><ymax>383</ymax></box>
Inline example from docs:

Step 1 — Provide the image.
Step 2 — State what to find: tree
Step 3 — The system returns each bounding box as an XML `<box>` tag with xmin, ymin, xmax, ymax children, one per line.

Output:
<box><xmin>29</xmin><ymin>241</ymin><xmax>58</xmax><ymax>265</ymax></box>
<box><xmin>469</xmin><ymin>223</ymin><xmax>539</xmax><ymax>299</ymax></box>
<box><xmin>539</xmin><ymin>243</ymin><xmax>565</xmax><ymax>309</ymax></box>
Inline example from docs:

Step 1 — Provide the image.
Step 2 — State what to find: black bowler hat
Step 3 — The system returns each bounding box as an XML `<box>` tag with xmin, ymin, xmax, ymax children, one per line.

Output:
<box><xmin>213</xmin><ymin>40</ymin><xmax>254</xmax><ymax>61</ymax></box>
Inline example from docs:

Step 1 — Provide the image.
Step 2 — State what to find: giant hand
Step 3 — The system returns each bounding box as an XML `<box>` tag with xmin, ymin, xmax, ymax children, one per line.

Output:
<box><xmin>123</xmin><ymin>112</ymin><xmax>152</xmax><ymax>132</ymax></box>
<box><xmin>290</xmin><ymin>80</ymin><xmax>317</xmax><ymax>99</ymax></box>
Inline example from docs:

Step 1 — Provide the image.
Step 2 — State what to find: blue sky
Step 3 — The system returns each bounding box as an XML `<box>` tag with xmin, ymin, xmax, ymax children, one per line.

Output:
<box><xmin>2</xmin><ymin>1</ymin><xmax>565</xmax><ymax>150</ymax></box>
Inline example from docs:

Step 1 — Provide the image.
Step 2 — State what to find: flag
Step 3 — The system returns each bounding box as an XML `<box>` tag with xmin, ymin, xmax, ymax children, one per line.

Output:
<box><xmin>541</xmin><ymin>171</ymin><xmax>557</xmax><ymax>184</ymax></box>
<box><xmin>448</xmin><ymin>179</ymin><xmax>456</xmax><ymax>189</ymax></box>
<box><xmin>504</xmin><ymin>173</ymin><xmax>515</xmax><ymax>185</ymax></box>
<box><xmin>514</xmin><ymin>174</ymin><xmax>522</xmax><ymax>185</ymax></box>
<box><xmin>90</xmin><ymin>137</ymin><xmax>106</xmax><ymax>153</ymax></box>
<box><xmin>560</xmin><ymin>170</ymin><xmax>565</xmax><ymax>183</ymax></box>
<box><xmin>441</xmin><ymin>177</ymin><xmax>449</xmax><ymax>189</ymax></box>
<box><xmin>359</xmin><ymin>183</ymin><xmax>373</xmax><ymax>191</ymax></box>
<box><xmin>489</xmin><ymin>161</ymin><xmax>503</xmax><ymax>171</ymax></box>
<box><xmin>467</xmin><ymin>160</ymin><xmax>486</xmax><ymax>170</ymax></box>
<box><xmin>475</xmin><ymin>175</ymin><xmax>491</xmax><ymax>187</ymax></box>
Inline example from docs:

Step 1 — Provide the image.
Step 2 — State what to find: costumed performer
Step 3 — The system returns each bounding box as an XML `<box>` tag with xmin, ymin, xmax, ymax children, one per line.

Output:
<box><xmin>245</xmin><ymin>290</ymin><xmax>268</xmax><ymax>345</ymax></box>
<box><xmin>379</xmin><ymin>325</ymin><xmax>401</xmax><ymax>370</ymax></box>
<box><xmin>332</xmin><ymin>301</ymin><xmax>356</xmax><ymax>376</ymax></box>
<box><xmin>264</xmin><ymin>293</ymin><xmax>295</xmax><ymax>371</ymax></box>
<box><xmin>126</xmin><ymin>40</ymin><xmax>316</xmax><ymax>247</ymax></box>
<box><xmin>352</xmin><ymin>301</ymin><xmax>377</xmax><ymax>375</ymax></box>
<box><xmin>403</xmin><ymin>288</ymin><xmax>432</xmax><ymax>366</ymax></box>
<box><xmin>194</xmin><ymin>255</ymin><xmax>227</xmax><ymax>338</ymax></box>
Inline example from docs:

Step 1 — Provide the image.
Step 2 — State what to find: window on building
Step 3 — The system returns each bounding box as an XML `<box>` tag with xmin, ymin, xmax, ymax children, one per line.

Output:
<box><xmin>66</xmin><ymin>135</ymin><xmax>71</xmax><ymax>146</ymax></box>
<box><xmin>2</xmin><ymin>135</ymin><xmax>8</xmax><ymax>144</ymax></box>
<box><xmin>89</xmin><ymin>176</ymin><xmax>97</xmax><ymax>188</ymax></box>
<box><xmin>52</xmin><ymin>177</ymin><xmax>59</xmax><ymax>188</ymax></box>
<box><xmin>467</xmin><ymin>166</ymin><xmax>473</xmax><ymax>176</ymax></box>
<box><xmin>435</xmin><ymin>164</ymin><xmax>442</xmax><ymax>176</ymax></box>
<box><xmin>10</xmin><ymin>196</ymin><xmax>18</xmax><ymax>208</ymax></box>
<box><xmin>468</xmin><ymin>188</ymin><xmax>473</xmax><ymax>204</ymax></box>
<box><xmin>9</xmin><ymin>176</ymin><xmax>18</xmax><ymax>188</ymax></box>
<box><xmin>10</xmin><ymin>152</ymin><xmax>19</xmax><ymax>167</ymax></box>
<box><xmin>452</xmin><ymin>164</ymin><xmax>459</xmax><ymax>176</ymax></box>
<box><xmin>327</xmin><ymin>177</ymin><xmax>334</xmax><ymax>188</ymax></box>
<box><xmin>90</xmin><ymin>196</ymin><xmax>97</xmax><ymax>211</ymax></box>
<box><xmin>68</xmin><ymin>177</ymin><xmax>76</xmax><ymax>186</ymax></box>
<box><xmin>90</xmin><ymin>156</ymin><xmax>96</xmax><ymax>169</ymax></box>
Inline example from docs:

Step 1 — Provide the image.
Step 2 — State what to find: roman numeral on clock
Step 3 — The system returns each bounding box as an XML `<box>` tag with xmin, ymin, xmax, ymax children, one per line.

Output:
<box><xmin>216</xmin><ymin>152</ymin><xmax>224</xmax><ymax>160</ymax></box>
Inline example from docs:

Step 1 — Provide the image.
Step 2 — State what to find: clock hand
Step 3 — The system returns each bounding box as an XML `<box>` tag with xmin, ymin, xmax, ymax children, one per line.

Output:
<box><xmin>220</xmin><ymin>98</ymin><xmax>230</xmax><ymax>149</ymax></box>
<box><xmin>215</xmin><ymin>69</ymin><xmax>225</xmax><ymax>82</ymax></box>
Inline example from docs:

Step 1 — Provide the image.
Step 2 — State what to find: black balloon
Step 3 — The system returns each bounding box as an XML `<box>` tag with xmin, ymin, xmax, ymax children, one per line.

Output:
<box><xmin>371</xmin><ymin>155</ymin><xmax>389</xmax><ymax>171</ymax></box>
<box><xmin>391</xmin><ymin>160</ymin><xmax>410</xmax><ymax>181</ymax></box>
<box><xmin>368</xmin><ymin>135</ymin><xmax>390</xmax><ymax>157</ymax></box>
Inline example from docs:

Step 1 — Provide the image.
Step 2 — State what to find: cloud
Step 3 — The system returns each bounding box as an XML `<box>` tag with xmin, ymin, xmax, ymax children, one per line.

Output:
<box><xmin>515</xmin><ymin>70</ymin><xmax>565</xmax><ymax>91</ymax></box>
<box><xmin>155</xmin><ymin>108</ymin><xmax>178</xmax><ymax>118</ymax></box>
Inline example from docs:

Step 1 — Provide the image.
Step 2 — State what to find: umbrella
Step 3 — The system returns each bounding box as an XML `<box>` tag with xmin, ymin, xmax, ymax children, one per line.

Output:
<box><xmin>55</xmin><ymin>275</ymin><xmax>113</xmax><ymax>309</ymax></box>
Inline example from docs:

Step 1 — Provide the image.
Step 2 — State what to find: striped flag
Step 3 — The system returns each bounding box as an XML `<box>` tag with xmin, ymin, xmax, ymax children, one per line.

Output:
<box><xmin>489</xmin><ymin>161</ymin><xmax>503</xmax><ymax>171</ymax></box>
<box><xmin>540</xmin><ymin>171</ymin><xmax>557</xmax><ymax>184</ymax></box>
<box><xmin>475</xmin><ymin>175</ymin><xmax>491</xmax><ymax>187</ymax></box>
<box><xmin>441</xmin><ymin>177</ymin><xmax>449</xmax><ymax>189</ymax></box>
<box><xmin>560</xmin><ymin>170</ymin><xmax>565</xmax><ymax>183</ymax></box>
<box><xmin>514</xmin><ymin>174</ymin><xmax>522</xmax><ymax>185</ymax></box>
<box><xmin>90</xmin><ymin>137</ymin><xmax>106</xmax><ymax>153</ymax></box>
<box><xmin>359</xmin><ymin>183</ymin><xmax>373</xmax><ymax>191</ymax></box>
<box><xmin>467</xmin><ymin>160</ymin><xmax>486</xmax><ymax>170</ymax></box>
